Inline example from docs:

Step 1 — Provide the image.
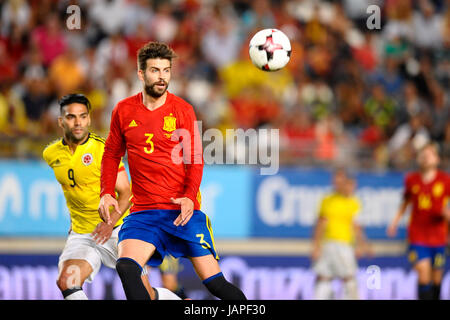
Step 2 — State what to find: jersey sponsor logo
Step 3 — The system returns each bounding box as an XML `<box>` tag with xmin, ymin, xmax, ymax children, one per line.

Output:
<box><xmin>129</xmin><ymin>120</ymin><xmax>138</xmax><ymax>127</ymax></box>
<box><xmin>81</xmin><ymin>153</ymin><xmax>93</xmax><ymax>166</ymax></box>
<box><xmin>54</xmin><ymin>159</ymin><xmax>61</xmax><ymax>167</ymax></box>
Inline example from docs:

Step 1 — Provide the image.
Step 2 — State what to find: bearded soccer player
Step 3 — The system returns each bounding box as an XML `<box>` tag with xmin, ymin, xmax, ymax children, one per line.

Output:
<box><xmin>43</xmin><ymin>93</ymin><xmax>181</xmax><ymax>300</ymax></box>
<box><xmin>99</xmin><ymin>42</ymin><xmax>246</xmax><ymax>300</ymax></box>
<box><xmin>387</xmin><ymin>142</ymin><xmax>450</xmax><ymax>300</ymax></box>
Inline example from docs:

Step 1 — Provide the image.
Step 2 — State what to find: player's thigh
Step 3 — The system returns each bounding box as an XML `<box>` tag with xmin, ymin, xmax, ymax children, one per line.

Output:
<box><xmin>313</xmin><ymin>244</ymin><xmax>334</xmax><ymax>279</ymax></box>
<box><xmin>57</xmin><ymin>259</ymin><xmax>93</xmax><ymax>290</ymax></box>
<box><xmin>189</xmin><ymin>254</ymin><xmax>221</xmax><ymax>281</ymax></box>
<box><xmin>334</xmin><ymin>244</ymin><xmax>358</xmax><ymax>278</ymax></box>
<box><xmin>118</xmin><ymin>238</ymin><xmax>156</xmax><ymax>267</ymax></box>
<box><xmin>96</xmin><ymin>227</ymin><xmax>120</xmax><ymax>268</ymax></box>
<box><xmin>414</xmin><ymin>258</ymin><xmax>432</xmax><ymax>284</ymax></box>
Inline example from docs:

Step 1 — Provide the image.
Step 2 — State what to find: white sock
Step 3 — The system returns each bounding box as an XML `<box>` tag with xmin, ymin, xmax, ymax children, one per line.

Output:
<box><xmin>154</xmin><ymin>287</ymin><xmax>182</xmax><ymax>300</ymax></box>
<box><xmin>64</xmin><ymin>289</ymin><xmax>88</xmax><ymax>300</ymax></box>
<box><xmin>315</xmin><ymin>280</ymin><xmax>333</xmax><ymax>300</ymax></box>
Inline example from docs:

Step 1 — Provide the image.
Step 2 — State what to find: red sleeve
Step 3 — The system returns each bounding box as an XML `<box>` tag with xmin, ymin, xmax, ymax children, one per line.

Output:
<box><xmin>100</xmin><ymin>106</ymin><xmax>126</xmax><ymax>198</ymax></box>
<box><xmin>181</xmin><ymin>105</ymin><xmax>204</xmax><ymax>204</ymax></box>
<box><xmin>403</xmin><ymin>173</ymin><xmax>412</xmax><ymax>201</ymax></box>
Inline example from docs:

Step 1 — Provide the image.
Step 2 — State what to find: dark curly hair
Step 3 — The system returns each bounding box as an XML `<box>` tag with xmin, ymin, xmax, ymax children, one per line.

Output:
<box><xmin>137</xmin><ymin>41</ymin><xmax>177</xmax><ymax>71</ymax></box>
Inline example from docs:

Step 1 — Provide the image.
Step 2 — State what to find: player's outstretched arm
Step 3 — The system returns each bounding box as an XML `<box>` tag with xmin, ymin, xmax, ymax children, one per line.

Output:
<box><xmin>386</xmin><ymin>199</ymin><xmax>409</xmax><ymax>237</ymax></box>
<box><xmin>180</xmin><ymin>105</ymin><xmax>204</xmax><ymax>206</ymax></box>
<box><xmin>114</xmin><ymin>170</ymin><xmax>132</xmax><ymax>221</ymax></box>
<box><xmin>311</xmin><ymin>216</ymin><xmax>327</xmax><ymax>262</ymax></box>
<box><xmin>354</xmin><ymin>222</ymin><xmax>373</xmax><ymax>258</ymax></box>
<box><xmin>101</xmin><ymin>106</ymin><xmax>126</xmax><ymax>201</ymax></box>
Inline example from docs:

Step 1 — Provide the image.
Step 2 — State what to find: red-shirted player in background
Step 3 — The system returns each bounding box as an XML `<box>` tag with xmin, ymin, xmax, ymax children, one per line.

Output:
<box><xmin>387</xmin><ymin>142</ymin><xmax>450</xmax><ymax>300</ymax></box>
<box><xmin>98</xmin><ymin>41</ymin><xmax>246</xmax><ymax>300</ymax></box>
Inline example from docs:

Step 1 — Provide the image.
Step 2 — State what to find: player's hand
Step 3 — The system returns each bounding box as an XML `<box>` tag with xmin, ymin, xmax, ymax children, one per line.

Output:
<box><xmin>386</xmin><ymin>222</ymin><xmax>397</xmax><ymax>238</ymax></box>
<box><xmin>91</xmin><ymin>221</ymin><xmax>114</xmax><ymax>245</ymax></box>
<box><xmin>171</xmin><ymin>197</ymin><xmax>194</xmax><ymax>227</ymax></box>
<box><xmin>98</xmin><ymin>194</ymin><xmax>121</xmax><ymax>225</ymax></box>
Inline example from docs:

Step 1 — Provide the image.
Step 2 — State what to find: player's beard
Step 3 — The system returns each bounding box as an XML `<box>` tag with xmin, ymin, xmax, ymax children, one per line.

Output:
<box><xmin>144</xmin><ymin>77</ymin><xmax>168</xmax><ymax>98</ymax></box>
<box><xmin>65</xmin><ymin>127</ymin><xmax>88</xmax><ymax>144</ymax></box>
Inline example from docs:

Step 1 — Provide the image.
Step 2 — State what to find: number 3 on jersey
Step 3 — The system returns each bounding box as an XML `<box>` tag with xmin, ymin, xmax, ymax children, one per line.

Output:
<box><xmin>144</xmin><ymin>133</ymin><xmax>154</xmax><ymax>154</ymax></box>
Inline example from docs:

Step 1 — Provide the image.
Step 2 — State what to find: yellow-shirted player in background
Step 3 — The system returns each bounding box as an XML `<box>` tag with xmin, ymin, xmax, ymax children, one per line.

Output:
<box><xmin>43</xmin><ymin>93</ymin><xmax>181</xmax><ymax>300</ymax></box>
<box><xmin>311</xmin><ymin>168</ymin><xmax>372</xmax><ymax>300</ymax></box>
<box><xmin>145</xmin><ymin>255</ymin><xmax>188</xmax><ymax>299</ymax></box>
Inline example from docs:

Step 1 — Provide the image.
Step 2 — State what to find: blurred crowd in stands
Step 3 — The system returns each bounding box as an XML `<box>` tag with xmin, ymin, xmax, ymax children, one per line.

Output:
<box><xmin>0</xmin><ymin>0</ymin><xmax>449</xmax><ymax>170</ymax></box>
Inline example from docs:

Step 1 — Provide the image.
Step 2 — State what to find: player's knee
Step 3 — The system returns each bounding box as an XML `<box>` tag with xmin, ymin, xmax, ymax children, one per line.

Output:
<box><xmin>316</xmin><ymin>275</ymin><xmax>331</xmax><ymax>283</ymax></box>
<box><xmin>116</xmin><ymin>257</ymin><xmax>143</xmax><ymax>278</ymax></box>
<box><xmin>116</xmin><ymin>257</ymin><xmax>151</xmax><ymax>300</ymax></box>
<box><xmin>57</xmin><ymin>262</ymin><xmax>87</xmax><ymax>291</ymax></box>
<box><xmin>341</xmin><ymin>276</ymin><xmax>355</xmax><ymax>282</ymax></box>
<box><xmin>56</xmin><ymin>273</ymin><xmax>74</xmax><ymax>291</ymax></box>
<box><xmin>56</xmin><ymin>276</ymin><xmax>65</xmax><ymax>291</ymax></box>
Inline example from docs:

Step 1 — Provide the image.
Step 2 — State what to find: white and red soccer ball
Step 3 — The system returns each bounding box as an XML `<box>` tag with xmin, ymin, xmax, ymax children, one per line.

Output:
<box><xmin>249</xmin><ymin>28</ymin><xmax>291</xmax><ymax>72</ymax></box>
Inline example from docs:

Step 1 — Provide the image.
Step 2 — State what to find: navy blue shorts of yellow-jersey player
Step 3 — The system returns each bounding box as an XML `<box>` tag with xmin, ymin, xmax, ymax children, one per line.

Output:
<box><xmin>118</xmin><ymin>209</ymin><xmax>218</xmax><ymax>267</ymax></box>
<box><xmin>408</xmin><ymin>244</ymin><xmax>446</xmax><ymax>269</ymax></box>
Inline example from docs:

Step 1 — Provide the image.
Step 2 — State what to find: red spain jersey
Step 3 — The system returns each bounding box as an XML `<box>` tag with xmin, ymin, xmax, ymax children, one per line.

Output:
<box><xmin>403</xmin><ymin>170</ymin><xmax>450</xmax><ymax>246</ymax></box>
<box><xmin>100</xmin><ymin>92</ymin><xmax>203</xmax><ymax>212</ymax></box>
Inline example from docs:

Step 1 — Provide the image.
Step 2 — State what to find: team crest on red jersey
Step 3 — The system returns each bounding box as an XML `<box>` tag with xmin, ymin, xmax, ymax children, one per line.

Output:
<box><xmin>432</xmin><ymin>182</ymin><xmax>444</xmax><ymax>197</ymax></box>
<box><xmin>82</xmin><ymin>153</ymin><xmax>93</xmax><ymax>166</ymax></box>
<box><xmin>163</xmin><ymin>113</ymin><xmax>177</xmax><ymax>138</ymax></box>
<box><xmin>163</xmin><ymin>113</ymin><xmax>176</xmax><ymax>131</ymax></box>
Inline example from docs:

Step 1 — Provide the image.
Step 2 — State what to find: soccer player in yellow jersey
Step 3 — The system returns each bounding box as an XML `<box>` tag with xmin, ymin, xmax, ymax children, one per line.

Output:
<box><xmin>43</xmin><ymin>93</ymin><xmax>181</xmax><ymax>300</ymax></box>
<box><xmin>145</xmin><ymin>255</ymin><xmax>188</xmax><ymax>299</ymax></box>
<box><xmin>311</xmin><ymin>169</ymin><xmax>371</xmax><ymax>300</ymax></box>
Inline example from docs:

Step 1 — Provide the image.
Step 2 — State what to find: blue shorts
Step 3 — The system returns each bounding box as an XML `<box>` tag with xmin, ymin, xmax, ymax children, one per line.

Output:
<box><xmin>408</xmin><ymin>244</ymin><xmax>446</xmax><ymax>269</ymax></box>
<box><xmin>118</xmin><ymin>209</ymin><xmax>219</xmax><ymax>267</ymax></box>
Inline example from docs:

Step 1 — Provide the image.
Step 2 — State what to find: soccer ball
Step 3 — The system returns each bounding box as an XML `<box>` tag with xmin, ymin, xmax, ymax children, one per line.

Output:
<box><xmin>249</xmin><ymin>28</ymin><xmax>291</xmax><ymax>71</ymax></box>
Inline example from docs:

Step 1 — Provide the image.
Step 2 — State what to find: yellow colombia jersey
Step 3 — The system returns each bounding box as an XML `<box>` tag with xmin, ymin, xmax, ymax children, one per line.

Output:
<box><xmin>43</xmin><ymin>133</ymin><xmax>128</xmax><ymax>234</ymax></box>
<box><xmin>318</xmin><ymin>192</ymin><xmax>361</xmax><ymax>244</ymax></box>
